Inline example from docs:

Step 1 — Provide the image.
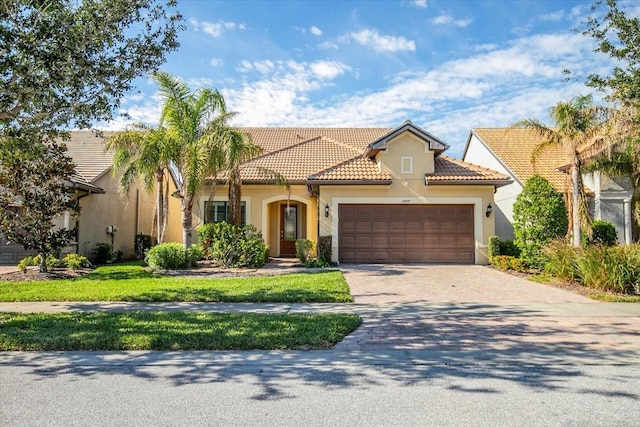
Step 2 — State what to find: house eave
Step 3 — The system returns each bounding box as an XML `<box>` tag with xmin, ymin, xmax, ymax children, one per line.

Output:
<box><xmin>306</xmin><ymin>179</ymin><xmax>392</xmax><ymax>186</ymax></box>
<box><xmin>425</xmin><ymin>178</ymin><xmax>512</xmax><ymax>188</ymax></box>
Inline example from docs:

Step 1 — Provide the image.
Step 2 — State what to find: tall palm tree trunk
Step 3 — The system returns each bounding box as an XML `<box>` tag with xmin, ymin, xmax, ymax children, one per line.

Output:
<box><xmin>155</xmin><ymin>169</ymin><xmax>165</xmax><ymax>243</ymax></box>
<box><xmin>570</xmin><ymin>164</ymin><xmax>581</xmax><ymax>247</ymax></box>
<box><xmin>181</xmin><ymin>197</ymin><xmax>195</xmax><ymax>248</ymax></box>
<box><xmin>228</xmin><ymin>169</ymin><xmax>242</xmax><ymax>226</ymax></box>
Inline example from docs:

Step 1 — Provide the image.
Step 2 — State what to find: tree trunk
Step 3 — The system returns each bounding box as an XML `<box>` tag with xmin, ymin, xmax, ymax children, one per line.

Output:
<box><xmin>181</xmin><ymin>197</ymin><xmax>194</xmax><ymax>248</ymax></box>
<box><xmin>155</xmin><ymin>169</ymin><xmax>165</xmax><ymax>244</ymax></box>
<box><xmin>37</xmin><ymin>251</ymin><xmax>47</xmax><ymax>273</ymax></box>
<box><xmin>570</xmin><ymin>163</ymin><xmax>581</xmax><ymax>248</ymax></box>
<box><xmin>228</xmin><ymin>171</ymin><xmax>242</xmax><ymax>226</ymax></box>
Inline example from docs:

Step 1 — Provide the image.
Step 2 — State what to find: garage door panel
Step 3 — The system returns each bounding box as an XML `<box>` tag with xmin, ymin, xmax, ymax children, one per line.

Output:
<box><xmin>339</xmin><ymin>204</ymin><xmax>474</xmax><ymax>264</ymax></box>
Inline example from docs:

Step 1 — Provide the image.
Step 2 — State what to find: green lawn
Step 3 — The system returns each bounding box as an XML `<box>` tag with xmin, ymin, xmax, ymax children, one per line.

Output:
<box><xmin>0</xmin><ymin>263</ymin><xmax>352</xmax><ymax>303</ymax></box>
<box><xmin>0</xmin><ymin>312</ymin><xmax>361</xmax><ymax>350</ymax></box>
<box><xmin>587</xmin><ymin>293</ymin><xmax>640</xmax><ymax>303</ymax></box>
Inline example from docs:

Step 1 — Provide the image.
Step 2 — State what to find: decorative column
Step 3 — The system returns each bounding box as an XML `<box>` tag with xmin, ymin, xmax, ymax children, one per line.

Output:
<box><xmin>623</xmin><ymin>198</ymin><xmax>632</xmax><ymax>245</ymax></box>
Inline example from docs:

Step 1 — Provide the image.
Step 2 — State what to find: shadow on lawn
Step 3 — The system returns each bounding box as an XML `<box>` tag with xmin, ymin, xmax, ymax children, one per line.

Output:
<box><xmin>4</xmin><ymin>302</ymin><xmax>640</xmax><ymax>402</ymax></box>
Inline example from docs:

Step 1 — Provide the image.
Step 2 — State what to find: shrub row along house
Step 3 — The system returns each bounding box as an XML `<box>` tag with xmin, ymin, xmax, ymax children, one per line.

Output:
<box><xmin>2</xmin><ymin>121</ymin><xmax>516</xmax><ymax>265</ymax></box>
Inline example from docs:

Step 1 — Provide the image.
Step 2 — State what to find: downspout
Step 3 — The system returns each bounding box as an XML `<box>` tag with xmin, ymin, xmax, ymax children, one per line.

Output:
<box><xmin>134</xmin><ymin>189</ymin><xmax>139</xmax><ymax>236</ymax></box>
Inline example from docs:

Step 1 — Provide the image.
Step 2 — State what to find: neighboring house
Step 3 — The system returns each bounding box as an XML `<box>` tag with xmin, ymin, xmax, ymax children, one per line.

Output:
<box><xmin>60</xmin><ymin>132</ymin><xmax>182</xmax><ymax>259</ymax></box>
<box><xmin>201</xmin><ymin>121</ymin><xmax>511</xmax><ymax>264</ymax></box>
<box><xmin>463</xmin><ymin>128</ymin><xmax>634</xmax><ymax>244</ymax></box>
<box><xmin>0</xmin><ymin>172</ymin><xmax>104</xmax><ymax>264</ymax></box>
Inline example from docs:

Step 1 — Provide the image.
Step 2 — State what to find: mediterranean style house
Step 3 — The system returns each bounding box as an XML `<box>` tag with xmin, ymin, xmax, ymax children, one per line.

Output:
<box><xmin>199</xmin><ymin>121</ymin><xmax>511</xmax><ymax>264</ymax></box>
<box><xmin>1</xmin><ymin>121</ymin><xmax>512</xmax><ymax>265</ymax></box>
<box><xmin>462</xmin><ymin>128</ymin><xmax>635</xmax><ymax>245</ymax></box>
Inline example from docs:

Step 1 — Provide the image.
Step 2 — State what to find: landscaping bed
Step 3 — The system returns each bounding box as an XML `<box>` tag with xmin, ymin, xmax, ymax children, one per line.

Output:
<box><xmin>0</xmin><ymin>312</ymin><xmax>362</xmax><ymax>351</ymax></box>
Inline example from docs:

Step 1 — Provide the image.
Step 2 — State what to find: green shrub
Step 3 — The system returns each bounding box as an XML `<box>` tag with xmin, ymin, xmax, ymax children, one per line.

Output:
<box><xmin>488</xmin><ymin>236</ymin><xmax>501</xmax><ymax>260</ymax></box>
<box><xmin>493</xmin><ymin>255</ymin><xmax>528</xmax><ymax>272</ymax></box>
<box><xmin>295</xmin><ymin>239</ymin><xmax>314</xmax><ymax>264</ymax></box>
<box><xmin>513</xmin><ymin>175</ymin><xmax>568</xmax><ymax>269</ymax></box>
<box><xmin>589</xmin><ymin>220</ymin><xmax>618</xmax><ymax>246</ymax></box>
<box><xmin>317</xmin><ymin>235</ymin><xmax>332</xmax><ymax>265</ymax></box>
<box><xmin>197</xmin><ymin>222</ymin><xmax>268</xmax><ymax>268</ymax></box>
<box><xmin>500</xmin><ymin>240</ymin><xmax>521</xmax><ymax>257</ymax></box>
<box><xmin>63</xmin><ymin>253</ymin><xmax>90</xmax><ymax>271</ymax></box>
<box><xmin>543</xmin><ymin>240</ymin><xmax>577</xmax><ymax>282</ymax></box>
<box><xmin>145</xmin><ymin>243</ymin><xmax>201</xmax><ymax>270</ymax></box>
<box><xmin>33</xmin><ymin>254</ymin><xmax>60</xmax><ymax>270</ymax></box>
<box><xmin>17</xmin><ymin>256</ymin><xmax>34</xmax><ymax>273</ymax></box>
<box><xmin>134</xmin><ymin>234</ymin><xmax>152</xmax><ymax>259</ymax></box>
<box><xmin>90</xmin><ymin>243</ymin><xmax>113</xmax><ymax>264</ymax></box>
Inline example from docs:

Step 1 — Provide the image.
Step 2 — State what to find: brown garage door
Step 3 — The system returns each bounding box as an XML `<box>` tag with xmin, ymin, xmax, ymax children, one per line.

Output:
<box><xmin>338</xmin><ymin>204</ymin><xmax>474</xmax><ymax>263</ymax></box>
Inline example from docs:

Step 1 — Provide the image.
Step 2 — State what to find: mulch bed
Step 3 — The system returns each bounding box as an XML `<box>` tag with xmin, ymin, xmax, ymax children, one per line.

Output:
<box><xmin>0</xmin><ymin>268</ymin><xmax>92</xmax><ymax>282</ymax></box>
<box><xmin>491</xmin><ymin>266</ymin><xmax>593</xmax><ymax>298</ymax></box>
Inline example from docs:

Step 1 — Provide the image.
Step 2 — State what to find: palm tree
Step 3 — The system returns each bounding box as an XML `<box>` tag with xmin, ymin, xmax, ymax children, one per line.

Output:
<box><xmin>584</xmin><ymin>105</ymin><xmax>640</xmax><ymax>235</ymax></box>
<box><xmin>513</xmin><ymin>95</ymin><xmax>609</xmax><ymax>247</ymax></box>
<box><xmin>106</xmin><ymin>125</ymin><xmax>172</xmax><ymax>243</ymax></box>
<box><xmin>221</xmin><ymin>127</ymin><xmax>262</xmax><ymax>226</ymax></box>
<box><xmin>154</xmin><ymin>71</ymin><xmax>229</xmax><ymax>247</ymax></box>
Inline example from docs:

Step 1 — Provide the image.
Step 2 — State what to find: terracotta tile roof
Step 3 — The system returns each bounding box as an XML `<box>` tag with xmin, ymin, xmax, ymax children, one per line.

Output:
<box><xmin>60</xmin><ymin>131</ymin><xmax>115</xmax><ymax>183</ymax></box>
<box><xmin>240</xmin><ymin>127</ymin><xmax>392</xmax><ymax>154</ymax></box>
<box><xmin>427</xmin><ymin>156</ymin><xmax>512</xmax><ymax>185</ymax></box>
<box><xmin>239</xmin><ymin>136</ymin><xmax>362</xmax><ymax>183</ymax></box>
<box><xmin>471</xmin><ymin>128</ymin><xmax>568</xmax><ymax>192</ymax></box>
<box><xmin>308</xmin><ymin>157</ymin><xmax>392</xmax><ymax>183</ymax></box>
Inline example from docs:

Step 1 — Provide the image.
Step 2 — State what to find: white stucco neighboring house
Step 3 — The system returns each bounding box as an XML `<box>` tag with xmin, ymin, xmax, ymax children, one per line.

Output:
<box><xmin>463</xmin><ymin>128</ymin><xmax>634</xmax><ymax>245</ymax></box>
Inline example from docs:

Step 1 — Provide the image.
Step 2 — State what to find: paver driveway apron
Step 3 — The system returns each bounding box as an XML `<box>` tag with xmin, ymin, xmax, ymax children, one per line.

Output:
<box><xmin>336</xmin><ymin>264</ymin><xmax>640</xmax><ymax>359</ymax></box>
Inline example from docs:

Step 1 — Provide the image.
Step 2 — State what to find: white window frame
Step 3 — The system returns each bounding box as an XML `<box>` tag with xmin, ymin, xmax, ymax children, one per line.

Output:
<box><xmin>401</xmin><ymin>156</ymin><xmax>413</xmax><ymax>174</ymax></box>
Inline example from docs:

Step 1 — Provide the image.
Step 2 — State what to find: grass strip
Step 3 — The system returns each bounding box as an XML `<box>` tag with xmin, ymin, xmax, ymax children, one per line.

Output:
<box><xmin>0</xmin><ymin>312</ymin><xmax>361</xmax><ymax>351</ymax></box>
<box><xmin>588</xmin><ymin>293</ymin><xmax>640</xmax><ymax>303</ymax></box>
<box><xmin>0</xmin><ymin>263</ymin><xmax>352</xmax><ymax>303</ymax></box>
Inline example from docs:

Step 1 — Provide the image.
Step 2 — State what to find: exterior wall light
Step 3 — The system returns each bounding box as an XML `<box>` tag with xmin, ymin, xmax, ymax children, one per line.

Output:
<box><xmin>485</xmin><ymin>203</ymin><xmax>493</xmax><ymax>218</ymax></box>
<box><xmin>324</xmin><ymin>204</ymin><xmax>330</xmax><ymax>218</ymax></box>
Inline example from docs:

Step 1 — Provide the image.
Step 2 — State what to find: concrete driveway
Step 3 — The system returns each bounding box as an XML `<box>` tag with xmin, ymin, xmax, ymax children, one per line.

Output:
<box><xmin>337</xmin><ymin>264</ymin><xmax>640</xmax><ymax>355</ymax></box>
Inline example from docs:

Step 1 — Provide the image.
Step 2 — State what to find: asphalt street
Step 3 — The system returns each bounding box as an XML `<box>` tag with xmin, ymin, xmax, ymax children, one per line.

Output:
<box><xmin>1</xmin><ymin>350</ymin><xmax>639</xmax><ymax>426</ymax></box>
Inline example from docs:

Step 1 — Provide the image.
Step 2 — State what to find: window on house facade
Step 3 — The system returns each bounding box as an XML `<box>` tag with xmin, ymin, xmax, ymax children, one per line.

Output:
<box><xmin>204</xmin><ymin>201</ymin><xmax>246</xmax><ymax>224</ymax></box>
<box><xmin>401</xmin><ymin>156</ymin><xmax>413</xmax><ymax>174</ymax></box>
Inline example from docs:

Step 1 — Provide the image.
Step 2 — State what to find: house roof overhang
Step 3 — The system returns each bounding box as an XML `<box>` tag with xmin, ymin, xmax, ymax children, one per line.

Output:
<box><xmin>424</xmin><ymin>177</ymin><xmax>513</xmax><ymax>188</ymax></box>
<box><xmin>305</xmin><ymin>179</ymin><xmax>392</xmax><ymax>186</ymax></box>
<box><xmin>364</xmin><ymin>120</ymin><xmax>449</xmax><ymax>159</ymax></box>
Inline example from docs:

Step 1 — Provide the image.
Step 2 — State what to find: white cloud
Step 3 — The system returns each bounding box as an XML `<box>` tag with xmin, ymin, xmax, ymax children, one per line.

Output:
<box><xmin>223</xmin><ymin>60</ymin><xmax>352</xmax><ymax>124</ymax></box>
<box><xmin>319</xmin><ymin>41</ymin><xmax>339</xmax><ymax>50</ymax></box>
<box><xmin>411</xmin><ymin>0</ymin><xmax>427</xmax><ymax>9</ymax></box>
<box><xmin>224</xmin><ymin>31</ymin><xmax>605</xmax><ymax>156</ymax></box>
<box><xmin>346</xmin><ymin>29</ymin><xmax>415</xmax><ymax>52</ymax></box>
<box><xmin>540</xmin><ymin>10</ymin><xmax>566</xmax><ymax>21</ymax></box>
<box><xmin>310</xmin><ymin>26</ymin><xmax>322</xmax><ymax>36</ymax></box>
<box><xmin>310</xmin><ymin>61</ymin><xmax>350</xmax><ymax>79</ymax></box>
<box><xmin>209</xmin><ymin>58</ymin><xmax>224</xmax><ymax>67</ymax></box>
<box><xmin>191</xmin><ymin>18</ymin><xmax>246</xmax><ymax>38</ymax></box>
<box><xmin>431</xmin><ymin>13</ymin><xmax>473</xmax><ymax>27</ymax></box>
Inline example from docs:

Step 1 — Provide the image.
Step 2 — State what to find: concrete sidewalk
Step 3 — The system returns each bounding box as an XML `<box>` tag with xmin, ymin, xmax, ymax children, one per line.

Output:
<box><xmin>2</xmin><ymin>300</ymin><xmax>639</xmax><ymax>357</ymax></box>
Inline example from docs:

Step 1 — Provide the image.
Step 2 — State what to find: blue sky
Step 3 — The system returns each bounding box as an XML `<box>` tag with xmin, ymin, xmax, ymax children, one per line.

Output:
<box><xmin>102</xmin><ymin>0</ymin><xmax>639</xmax><ymax>157</ymax></box>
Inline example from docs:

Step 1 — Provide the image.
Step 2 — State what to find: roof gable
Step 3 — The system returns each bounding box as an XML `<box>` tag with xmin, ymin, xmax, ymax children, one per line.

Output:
<box><xmin>61</xmin><ymin>131</ymin><xmax>115</xmax><ymax>183</ymax></box>
<box><xmin>469</xmin><ymin>128</ymin><xmax>567</xmax><ymax>192</ymax></box>
<box><xmin>364</xmin><ymin>120</ymin><xmax>449</xmax><ymax>158</ymax></box>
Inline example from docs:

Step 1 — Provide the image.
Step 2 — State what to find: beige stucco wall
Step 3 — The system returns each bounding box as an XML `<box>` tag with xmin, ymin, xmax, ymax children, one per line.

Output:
<box><xmin>376</xmin><ymin>132</ymin><xmax>436</xmax><ymax>177</ymax></box>
<box><xmin>75</xmin><ymin>172</ymin><xmax>160</xmax><ymax>259</ymax></box>
<box><xmin>195</xmin><ymin>184</ymin><xmax>318</xmax><ymax>257</ymax></box>
<box><xmin>318</xmin><ymin>132</ymin><xmax>496</xmax><ymax>264</ymax></box>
